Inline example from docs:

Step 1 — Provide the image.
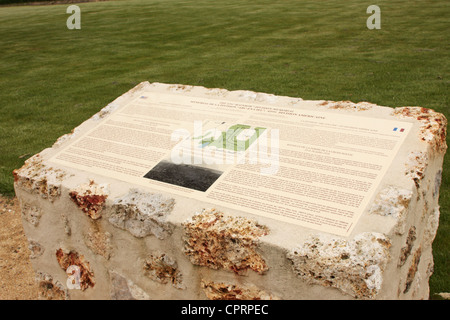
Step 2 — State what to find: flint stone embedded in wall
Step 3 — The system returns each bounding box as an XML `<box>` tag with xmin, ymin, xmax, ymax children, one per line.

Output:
<box><xmin>108</xmin><ymin>189</ymin><xmax>175</xmax><ymax>239</ymax></box>
<box><xmin>398</xmin><ymin>226</ymin><xmax>417</xmax><ymax>267</ymax></box>
<box><xmin>21</xmin><ymin>203</ymin><xmax>43</xmax><ymax>227</ymax></box>
<box><xmin>13</xmin><ymin>154</ymin><xmax>66</xmax><ymax>201</ymax></box>
<box><xmin>143</xmin><ymin>251</ymin><xmax>184</xmax><ymax>289</ymax></box>
<box><xmin>84</xmin><ymin>224</ymin><xmax>113</xmax><ymax>260</ymax></box>
<box><xmin>405</xmin><ymin>152</ymin><xmax>429</xmax><ymax>188</ymax></box>
<box><xmin>55</xmin><ymin>248</ymin><xmax>95</xmax><ymax>291</ymax></box>
<box><xmin>36</xmin><ymin>272</ymin><xmax>69</xmax><ymax>300</ymax></box>
<box><xmin>404</xmin><ymin>246</ymin><xmax>422</xmax><ymax>294</ymax></box>
<box><xmin>288</xmin><ymin>232</ymin><xmax>391</xmax><ymax>299</ymax></box>
<box><xmin>109</xmin><ymin>271</ymin><xmax>150</xmax><ymax>300</ymax></box>
<box><xmin>182</xmin><ymin>209</ymin><xmax>269</xmax><ymax>275</ymax></box>
<box><xmin>369</xmin><ymin>186</ymin><xmax>413</xmax><ymax>235</ymax></box>
<box><xmin>424</xmin><ymin>206</ymin><xmax>440</xmax><ymax>247</ymax></box>
<box><xmin>201</xmin><ymin>280</ymin><xmax>279</xmax><ymax>300</ymax></box>
<box><xmin>69</xmin><ymin>180</ymin><xmax>108</xmax><ymax>220</ymax></box>
<box><xmin>28</xmin><ymin>239</ymin><xmax>44</xmax><ymax>259</ymax></box>
<box><xmin>392</xmin><ymin>107</ymin><xmax>447</xmax><ymax>153</ymax></box>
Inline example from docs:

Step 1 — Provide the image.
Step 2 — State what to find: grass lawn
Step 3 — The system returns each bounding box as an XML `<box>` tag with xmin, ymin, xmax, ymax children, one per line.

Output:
<box><xmin>0</xmin><ymin>0</ymin><xmax>448</xmax><ymax>298</ymax></box>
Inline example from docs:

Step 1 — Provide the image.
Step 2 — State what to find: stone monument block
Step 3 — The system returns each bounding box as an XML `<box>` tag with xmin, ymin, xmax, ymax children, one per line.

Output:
<box><xmin>13</xmin><ymin>82</ymin><xmax>446</xmax><ymax>299</ymax></box>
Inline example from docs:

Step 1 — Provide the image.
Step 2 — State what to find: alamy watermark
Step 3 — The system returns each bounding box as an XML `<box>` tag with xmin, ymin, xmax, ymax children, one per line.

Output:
<box><xmin>66</xmin><ymin>265</ymin><xmax>81</xmax><ymax>289</ymax></box>
<box><xmin>170</xmin><ymin>121</ymin><xmax>280</xmax><ymax>175</ymax></box>
<box><xmin>65</xmin><ymin>5</ymin><xmax>379</xmax><ymax>31</ymax></box>
<box><xmin>66</xmin><ymin>5</ymin><xmax>81</xmax><ymax>30</ymax></box>
<box><xmin>367</xmin><ymin>5</ymin><xmax>381</xmax><ymax>29</ymax></box>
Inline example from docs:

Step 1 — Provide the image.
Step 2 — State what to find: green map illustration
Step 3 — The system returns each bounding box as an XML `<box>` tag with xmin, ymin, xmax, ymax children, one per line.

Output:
<box><xmin>194</xmin><ymin>124</ymin><xmax>266</xmax><ymax>152</ymax></box>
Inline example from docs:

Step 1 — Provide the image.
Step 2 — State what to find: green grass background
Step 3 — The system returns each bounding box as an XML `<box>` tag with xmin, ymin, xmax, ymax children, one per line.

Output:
<box><xmin>0</xmin><ymin>0</ymin><xmax>448</xmax><ymax>298</ymax></box>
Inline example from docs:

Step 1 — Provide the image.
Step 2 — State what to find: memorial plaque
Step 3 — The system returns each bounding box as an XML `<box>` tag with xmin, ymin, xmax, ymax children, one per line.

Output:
<box><xmin>48</xmin><ymin>92</ymin><xmax>412</xmax><ymax>236</ymax></box>
<box><xmin>14</xmin><ymin>82</ymin><xmax>447</xmax><ymax>300</ymax></box>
